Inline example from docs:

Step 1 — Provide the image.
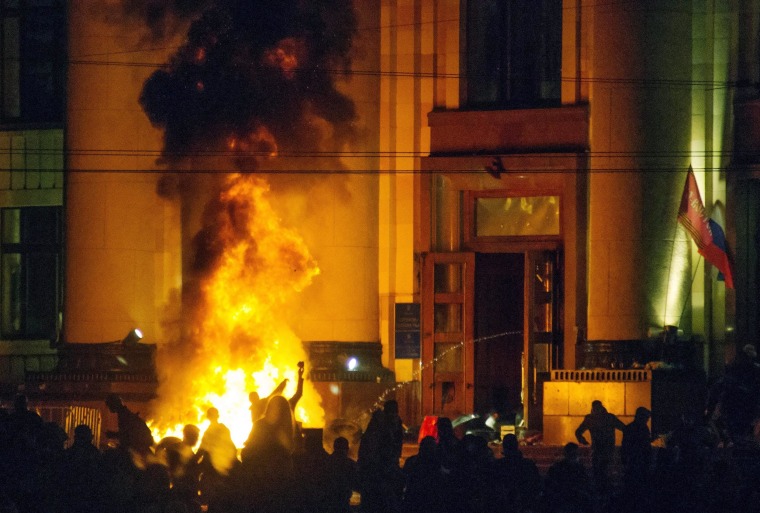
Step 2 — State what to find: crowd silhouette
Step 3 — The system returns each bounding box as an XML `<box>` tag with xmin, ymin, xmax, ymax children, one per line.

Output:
<box><xmin>3</xmin><ymin>348</ymin><xmax>760</xmax><ymax>513</ymax></box>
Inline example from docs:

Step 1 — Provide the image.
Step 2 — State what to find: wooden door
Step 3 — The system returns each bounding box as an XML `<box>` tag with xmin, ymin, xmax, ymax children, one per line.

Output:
<box><xmin>420</xmin><ymin>252</ymin><xmax>475</xmax><ymax>417</ymax></box>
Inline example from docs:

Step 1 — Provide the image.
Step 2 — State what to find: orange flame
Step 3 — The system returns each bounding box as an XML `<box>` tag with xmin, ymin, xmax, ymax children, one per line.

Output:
<box><xmin>194</xmin><ymin>47</ymin><xmax>206</xmax><ymax>64</ymax></box>
<box><xmin>227</xmin><ymin>126</ymin><xmax>277</xmax><ymax>157</ymax></box>
<box><xmin>150</xmin><ymin>173</ymin><xmax>321</xmax><ymax>448</ymax></box>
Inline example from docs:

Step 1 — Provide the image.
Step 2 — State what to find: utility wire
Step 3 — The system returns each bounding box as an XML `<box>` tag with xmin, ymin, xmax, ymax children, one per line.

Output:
<box><xmin>4</xmin><ymin>150</ymin><xmax>752</xmax><ymax>173</ymax></box>
<box><xmin>3</xmin><ymin>148</ymin><xmax>757</xmax><ymax>158</ymax></box>
<box><xmin>33</xmin><ymin>166</ymin><xmax>742</xmax><ymax>175</ymax></box>
<box><xmin>63</xmin><ymin>57</ymin><xmax>745</xmax><ymax>89</ymax></box>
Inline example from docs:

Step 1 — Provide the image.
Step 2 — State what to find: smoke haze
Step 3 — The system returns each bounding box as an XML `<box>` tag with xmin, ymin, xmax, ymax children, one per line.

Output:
<box><xmin>137</xmin><ymin>0</ymin><xmax>358</xmax><ymax>160</ymax></box>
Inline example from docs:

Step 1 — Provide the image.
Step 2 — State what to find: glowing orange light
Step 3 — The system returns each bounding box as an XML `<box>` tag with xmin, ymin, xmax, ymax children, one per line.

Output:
<box><xmin>263</xmin><ymin>38</ymin><xmax>305</xmax><ymax>79</ymax></box>
<box><xmin>149</xmin><ymin>173</ymin><xmax>321</xmax><ymax>449</ymax></box>
<box><xmin>194</xmin><ymin>47</ymin><xmax>206</xmax><ymax>64</ymax></box>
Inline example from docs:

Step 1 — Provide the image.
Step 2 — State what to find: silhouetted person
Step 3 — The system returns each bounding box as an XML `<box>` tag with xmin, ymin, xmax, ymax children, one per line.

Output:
<box><xmin>181</xmin><ymin>424</ymin><xmax>202</xmax><ymax>481</ymax></box>
<box><xmin>195</xmin><ymin>409</ymin><xmax>236</xmax><ymax>511</ymax></box>
<box><xmin>718</xmin><ymin>344</ymin><xmax>760</xmax><ymax>443</ymax></box>
<box><xmin>449</xmin><ymin>433</ymin><xmax>498</xmax><ymax>513</ymax></box>
<box><xmin>621</xmin><ymin>406</ymin><xmax>652</xmax><ymax>493</ymax></box>
<box><xmin>543</xmin><ymin>442</ymin><xmax>592</xmax><ymax>513</ymax></box>
<box><xmin>358</xmin><ymin>409</ymin><xmax>402</xmax><ymax>513</ymax></box>
<box><xmin>32</xmin><ymin>421</ymin><xmax>68</xmax><ymax>512</ymax></box>
<box><xmin>249</xmin><ymin>390</ymin><xmax>266</xmax><ymax>425</ymax></box>
<box><xmin>401</xmin><ymin>436</ymin><xmax>445</xmax><ymax>513</ymax></box>
<box><xmin>135</xmin><ymin>462</ymin><xmax>173</xmax><ymax>512</ymax></box>
<box><xmin>494</xmin><ymin>433</ymin><xmax>542</xmax><ymax>511</ymax></box>
<box><xmin>294</xmin><ymin>429</ymin><xmax>331</xmax><ymax>513</ymax></box>
<box><xmin>9</xmin><ymin>392</ymin><xmax>42</xmax><ymax>430</ymax></box>
<box><xmin>383</xmin><ymin>399</ymin><xmax>404</xmax><ymax>463</ymax></box>
<box><xmin>704</xmin><ymin>374</ymin><xmax>736</xmax><ymax>449</ymax></box>
<box><xmin>289</xmin><ymin>361</ymin><xmax>305</xmax><ymax>412</ymax></box>
<box><xmin>6</xmin><ymin>393</ymin><xmax>43</xmax><ymax>475</ymax></box>
<box><xmin>156</xmin><ymin>428</ymin><xmax>196</xmax><ymax>472</ymax></box>
<box><xmin>69</xmin><ymin>424</ymin><xmax>100</xmax><ymax>456</ymax></box>
<box><xmin>575</xmin><ymin>399</ymin><xmax>624</xmax><ymax>492</ymax></box>
<box><xmin>249</xmin><ymin>379</ymin><xmax>287</xmax><ymax>426</ymax></box>
<box><xmin>39</xmin><ymin>420</ymin><xmax>68</xmax><ymax>453</ymax></box>
<box><xmin>665</xmin><ymin>410</ymin><xmax>715</xmax><ymax>471</ymax></box>
<box><xmin>247</xmin><ymin>362</ymin><xmax>305</xmax><ymax>445</ymax></box>
<box><xmin>104</xmin><ymin>393</ymin><xmax>154</xmax><ymax>456</ymax></box>
<box><xmin>60</xmin><ymin>424</ymin><xmax>104</xmax><ymax>513</ymax></box>
<box><xmin>198</xmin><ymin>407</ymin><xmax>238</xmax><ymax>477</ymax></box>
<box><xmin>484</xmin><ymin>408</ymin><xmax>501</xmax><ymax>434</ymax></box>
<box><xmin>158</xmin><ymin>424</ymin><xmax>203</xmax><ymax>511</ymax></box>
<box><xmin>244</xmin><ymin>394</ymin><xmax>297</xmax><ymax>460</ymax></box>
<box><xmin>325</xmin><ymin>437</ymin><xmax>358</xmax><ymax>513</ymax></box>
<box><xmin>435</xmin><ymin>416</ymin><xmax>459</xmax><ymax>475</ymax></box>
<box><xmin>650</xmin><ymin>412</ymin><xmax>717</xmax><ymax>513</ymax></box>
<box><xmin>230</xmin><ymin>395</ymin><xmax>299</xmax><ymax>513</ymax></box>
<box><xmin>183</xmin><ymin>423</ymin><xmax>201</xmax><ymax>452</ymax></box>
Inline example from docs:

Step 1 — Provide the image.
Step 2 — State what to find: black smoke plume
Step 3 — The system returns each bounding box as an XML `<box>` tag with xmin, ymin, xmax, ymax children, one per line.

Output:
<box><xmin>121</xmin><ymin>0</ymin><xmax>210</xmax><ymax>40</ymax></box>
<box><xmin>130</xmin><ymin>1</ymin><xmax>357</xmax><ymax>433</ymax></box>
<box><xmin>138</xmin><ymin>0</ymin><xmax>358</xmax><ymax>160</ymax></box>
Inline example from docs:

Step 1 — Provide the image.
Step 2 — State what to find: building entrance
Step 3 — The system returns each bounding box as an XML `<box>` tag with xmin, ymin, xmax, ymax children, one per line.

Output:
<box><xmin>474</xmin><ymin>253</ymin><xmax>524</xmax><ymax>421</ymax></box>
<box><xmin>419</xmin><ymin>249</ymin><xmax>560</xmax><ymax>426</ymax></box>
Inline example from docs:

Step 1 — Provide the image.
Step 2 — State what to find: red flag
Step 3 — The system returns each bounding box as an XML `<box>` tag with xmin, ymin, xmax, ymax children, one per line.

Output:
<box><xmin>678</xmin><ymin>167</ymin><xmax>712</xmax><ymax>248</ymax></box>
<box><xmin>677</xmin><ymin>167</ymin><xmax>734</xmax><ymax>288</ymax></box>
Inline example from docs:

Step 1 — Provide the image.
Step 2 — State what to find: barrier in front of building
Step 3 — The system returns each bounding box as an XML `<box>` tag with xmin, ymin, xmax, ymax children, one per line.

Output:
<box><xmin>21</xmin><ymin>405</ymin><xmax>103</xmax><ymax>448</ymax></box>
<box><xmin>542</xmin><ymin>369</ymin><xmax>652</xmax><ymax>446</ymax></box>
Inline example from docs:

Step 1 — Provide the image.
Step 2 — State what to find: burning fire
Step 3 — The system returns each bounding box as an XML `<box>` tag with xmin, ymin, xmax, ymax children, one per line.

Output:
<box><xmin>150</xmin><ymin>173</ymin><xmax>322</xmax><ymax>448</ymax></box>
<box><xmin>227</xmin><ymin>125</ymin><xmax>278</xmax><ymax>157</ymax></box>
<box><xmin>135</xmin><ymin>0</ymin><xmax>359</xmax><ymax>451</ymax></box>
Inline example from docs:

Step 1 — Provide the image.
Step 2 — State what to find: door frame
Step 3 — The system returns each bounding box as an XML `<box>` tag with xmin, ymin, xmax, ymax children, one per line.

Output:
<box><xmin>420</xmin><ymin>248</ymin><xmax>562</xmax><ymax>429</ymax></box>
<box><xmin>420</xmin><ymin>252</ymin><xmax>475</xmax><ymax>417</ymax></box>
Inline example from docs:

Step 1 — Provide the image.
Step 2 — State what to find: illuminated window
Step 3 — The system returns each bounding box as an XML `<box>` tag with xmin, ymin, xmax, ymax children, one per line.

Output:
<box><xmin>466</xmin><ymin>0</ymin><xmax>561</xmax><ymax>108</ymax></box>
<box><xmin>1</xmin><ymin>206</ymin><xmax>61</xmax><ymax>339</ymax></box>
<box><xmin>1</xmin><ymin>0</ymin><xmax>65</xmax><ymax>122</ymax></box>
<box><xmin>475</xmin><ymin>196</ymin><xmax>560</xmax><ymax>237</ymax></box>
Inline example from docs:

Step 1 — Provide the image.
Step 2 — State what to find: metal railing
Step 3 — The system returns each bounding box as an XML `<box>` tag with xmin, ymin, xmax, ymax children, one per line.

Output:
<box><xmin>36</xmin><ymin>405</ymin><xmax>102</xmax><ymax>448</ymax></box>
<box><xmin>550</xmin><ymin>369</ymin><xmax>652</xmax><ymax>382</ymax></box>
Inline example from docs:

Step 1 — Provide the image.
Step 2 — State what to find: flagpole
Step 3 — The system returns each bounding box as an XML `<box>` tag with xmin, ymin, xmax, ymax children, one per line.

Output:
<box><xmin>676</xmin><ymin>255</ymin><xmax>703</xmax><ymax>328</ymax></box>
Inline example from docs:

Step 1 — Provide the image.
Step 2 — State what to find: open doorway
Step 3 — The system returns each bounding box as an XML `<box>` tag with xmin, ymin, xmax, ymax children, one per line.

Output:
<box><xmin>474</xmin><ymin>253</ymin><xmax>524</xmax><ymax>423</ymax></box>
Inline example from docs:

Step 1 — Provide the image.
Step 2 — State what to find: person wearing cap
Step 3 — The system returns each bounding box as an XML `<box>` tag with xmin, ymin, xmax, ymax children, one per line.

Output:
<box><xmin>621</xmin><ymin>406</ymin><xmax>652</xmax><ymax>492</ymax></box>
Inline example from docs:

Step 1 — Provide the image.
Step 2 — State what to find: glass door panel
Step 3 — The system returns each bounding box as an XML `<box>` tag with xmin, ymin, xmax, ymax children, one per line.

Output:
<box><xmin>421</xmin><ymin>252</ymin><xmax>475</xmax><ymax>417</ymax></box>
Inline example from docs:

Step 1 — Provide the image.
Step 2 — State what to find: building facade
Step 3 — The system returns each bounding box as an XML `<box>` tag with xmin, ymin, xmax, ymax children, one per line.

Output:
<box><xmin>378</xmin><ymin>0</ymin><xmax>756</xmax><ymax>432</ymax></box>
<box><xmin>0</xmin><ymin>0</ymin><xmax>65</xmax><ymax>392</ymax></box>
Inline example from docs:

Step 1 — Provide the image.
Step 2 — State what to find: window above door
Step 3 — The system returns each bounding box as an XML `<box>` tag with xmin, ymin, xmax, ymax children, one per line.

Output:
<box><xmin>464</xmin><ymin>190</ymin><xmax>562</xmax><ymax>250</ymax></box>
